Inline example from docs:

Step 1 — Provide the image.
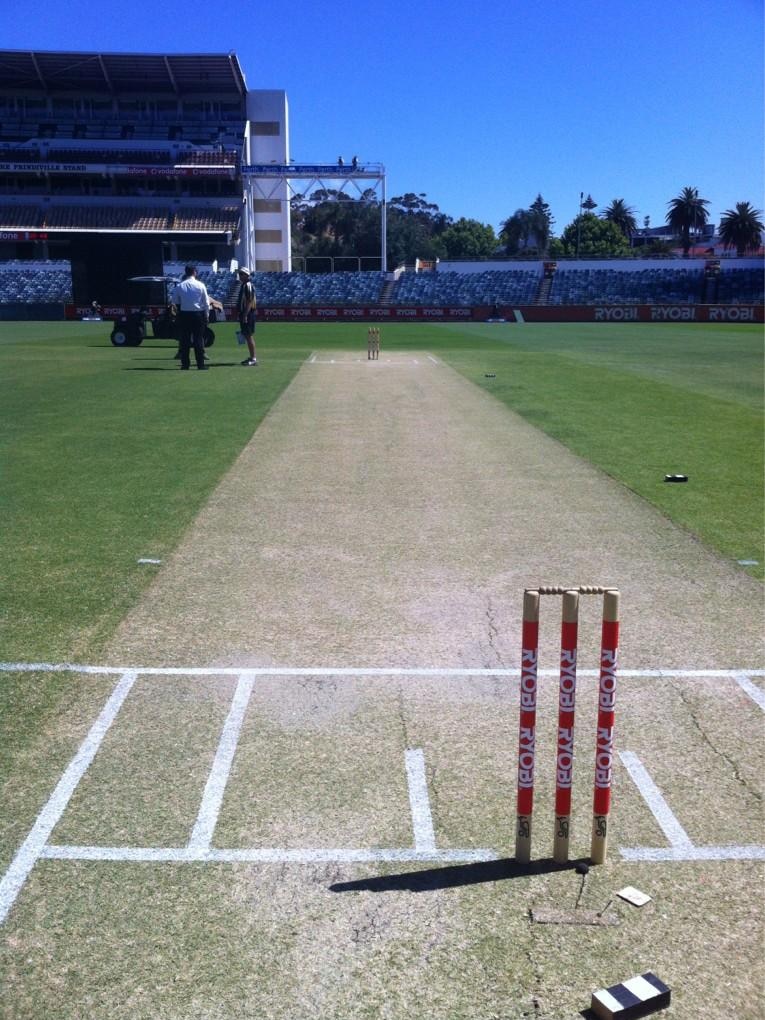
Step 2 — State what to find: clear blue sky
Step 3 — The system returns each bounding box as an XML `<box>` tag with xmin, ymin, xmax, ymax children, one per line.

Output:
<box><xmin>3</xmin><ymin>0</ymin><xmax>762</xmax><ymax>235</ymax></box>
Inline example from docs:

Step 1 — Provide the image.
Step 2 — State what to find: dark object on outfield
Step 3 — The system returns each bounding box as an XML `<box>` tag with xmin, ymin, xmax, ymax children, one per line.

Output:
<box><xmin>485</xmin><ymin>373</ymin><xmax>496</xmax><ymax>378</ymax></box>
<box><xmin>590</xmin><ymin>972</ymin><xmax>671</xmax><ymax>1019</ymax></box>
<box><xmin>664</xmin><ymin>474</ymin><xmax>688</xmax><ymax>482</ymax></box>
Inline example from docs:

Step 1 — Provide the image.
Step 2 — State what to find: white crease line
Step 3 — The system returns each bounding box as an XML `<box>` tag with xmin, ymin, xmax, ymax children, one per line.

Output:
<box><xmin>188</xmin><ymin>673</ymin><xmax>254</xmax><ymax>850</ymax></box>
<box><xmin>0</xmin><ymin>671</ymin><xmax>138</xmax><ymax>927</ymax></box>
<box><xmin>735</xmin><ymin>673</ymin><xmax>765</xmax><ymax>711</ymax></box>
<box><xmin>40</xmin><ymin>845</ymin><xmax>498</xmax><ymax>864</ymax></box>
<box><xmin>620</xmin><ymin>845</ymin><xmax>765</xmax><ymax>862</ymax></box>
<box><xmin>619</xmin><ymin>751</ymin><xmax>694</xmax><ymax>850</ymax></box>
<box><xmin>2</xmin><ymin>662</ymin><xmax>763</xmax><ymax>679</ymax></box>
<box><xmin>405</xmin><ymin>749</ymin><xmax>436</xmax><ymax>852</ymax></box>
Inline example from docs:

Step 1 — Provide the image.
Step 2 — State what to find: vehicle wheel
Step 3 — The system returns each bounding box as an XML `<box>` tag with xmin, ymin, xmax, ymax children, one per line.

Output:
<box><xmin>111</xmin><ymin>329</ymin><xmax>128</xmax><ymax>346</ymax></box>
<box><xmin>126</xmin><ymin>325</ymin><xmax>145</xmax><ymax>347</ymax></box>
<box><xmin>204</xmin><ymin>327</ymin><xmax>215</xmax><ymax>348</ymax></box>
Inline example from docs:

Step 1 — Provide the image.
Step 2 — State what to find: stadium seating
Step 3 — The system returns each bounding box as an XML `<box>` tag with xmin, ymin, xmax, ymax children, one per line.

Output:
<box><xmin>196</xmin><ymin>270</ymin><xmax>239</xmax><ymax>303</ymax></box>
<box><xmin>390</xmin><ymin>269</ymin><xmax>539</xmax><ymax>306</ymax></box>
<box><xmin>548</xmin><ymin>267</ymin><xmax>704</xmax><ymax>304</ymax></box>
<box><xmin>716</xmin><ymin>268</ymin><xmax>764</xmax><ymax>304</ymax></box>
<box><xmin>0</xmin><ymin>147</ymin><xmax>238</xmax><ymax>166</ymax></box>
<box><xmin>41</xmin><ymin>206</ymin><xmax>170</xmax><ymax>230</ymax></box>
<box><xmin>0</xmin><ymin>260</ymin><xmax>761</xmax><ymax>310</ymax></box>
<box><xmin>249</xmin><ymin>271</ymin><xmax>386</xmax><ymax>306</ymax></box>
<box><xmin>169</xmin><ymin>207</ymin><xmax>240</xmax><ymax>231</ymax></box>
<box><xmin>0</xmin><ymin>205</ymin><xmax>41</xmax><ymax>228</ymax></box>
<box><xmin>0</xmin><ymin>262</ymin><xmax>72</xmax><ymax>303</ymax></box>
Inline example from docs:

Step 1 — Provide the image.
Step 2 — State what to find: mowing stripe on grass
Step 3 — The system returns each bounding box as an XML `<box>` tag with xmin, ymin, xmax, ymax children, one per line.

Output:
<box><xmin>0</xmin><ymin>670</ymin><xmax>137</xmax><ymax>925</ymax></box>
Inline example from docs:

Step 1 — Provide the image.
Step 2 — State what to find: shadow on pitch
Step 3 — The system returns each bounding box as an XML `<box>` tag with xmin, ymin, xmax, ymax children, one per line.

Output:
<box><xmin>329</xmin><ymin>856</ymin><xmax>582</xmax><ymax>894</ymax></box>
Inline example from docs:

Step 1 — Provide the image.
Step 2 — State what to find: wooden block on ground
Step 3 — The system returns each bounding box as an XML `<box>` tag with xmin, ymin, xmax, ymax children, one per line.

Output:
<box><xmin>590</xmin><ymin>972</ymin><xmax>671</xmax><ymax>1019</ymax></box>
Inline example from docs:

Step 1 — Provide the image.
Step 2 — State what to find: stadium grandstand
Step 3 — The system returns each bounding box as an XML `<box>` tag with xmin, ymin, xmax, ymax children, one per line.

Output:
<box><xmin>0</xmin><ymin>49</ymin><xmax>289</xmax><ymax>305</ymax></box>
<box><xmin>0</xmin><ymin>48</ymin><xmax>762</xmax><ymax>321</ymax></box>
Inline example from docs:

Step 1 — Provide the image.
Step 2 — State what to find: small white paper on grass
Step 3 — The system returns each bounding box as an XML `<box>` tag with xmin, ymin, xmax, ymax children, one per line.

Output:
<box><xmin>137</xmin><ymin>558</ymin><xmax>162</xmax><ymax>565</ymax></box>
<box><xmin>616</xmin><ymin>886</ymin><xmax>652</xmax><ymax>907</ymax></box>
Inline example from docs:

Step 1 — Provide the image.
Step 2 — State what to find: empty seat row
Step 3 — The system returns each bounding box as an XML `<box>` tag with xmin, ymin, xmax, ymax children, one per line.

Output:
<box><xmin>390</xmin><ymin>269</ymin><xmax>539</xmax><ymax>306</ymax></box>
<box><xmin>0</xmin><ymin>204</ymin><xmax>240</xmax><ymax>232</ymax></box>
<box><xmin>548</xmin><ymin>268</ymin><xmax>704</xmax><ymax>305</ymax></box>
<box><xmin>0</xmin><ymin>147</ymin><xmax>238</xmax><ymax>166</ymax></box>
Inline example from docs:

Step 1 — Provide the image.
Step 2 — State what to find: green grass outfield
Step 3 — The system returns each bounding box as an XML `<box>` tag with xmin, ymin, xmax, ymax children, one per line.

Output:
<box><xmin>1</xmin><ymin>318</ymin><xmax>761</xmax><ymax>670</ymax></box>
<box><xmin>1</xmin><ymin>318</ymin><xmax>763</xmax><ymax>1019</ymax></box>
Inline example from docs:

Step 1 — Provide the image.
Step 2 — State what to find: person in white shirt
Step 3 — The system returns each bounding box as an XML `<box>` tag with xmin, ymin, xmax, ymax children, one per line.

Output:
<box><xmin>170</xmin><ymin>265</ymin><xmax>222</xmax><ymax>370</ymax></box>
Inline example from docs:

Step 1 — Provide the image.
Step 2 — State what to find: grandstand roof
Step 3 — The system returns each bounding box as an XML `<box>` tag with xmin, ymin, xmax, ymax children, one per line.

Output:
<box><xmin>0</xmin><ymin>50</ymin><xmax>247</xmax><ymax>96</ymax></box>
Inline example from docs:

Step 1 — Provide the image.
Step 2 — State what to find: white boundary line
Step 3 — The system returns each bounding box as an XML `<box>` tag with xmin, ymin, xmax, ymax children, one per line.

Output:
<box><xmin>40</xmin><ymin>845</ymin><xmax>496</xmax><ymax>864</ymax></box>
<box><xmin>188</xmin><ymin>673</ymin><xmax>254</xmax><ymax>851</ymax></box>
<box><xmin>618</xmin><ymin>750</ymin><xmax>765</xmax><ymax>862</ymax></box>
<box><xmin>619</xmin><ymin>845</ymin><xmax>765</xmax><ymax>862</ymax></box>
<box><xmin>735</xmin><ymin>673</ymin><xmax>765</xmax><ymax>711</ymax></box>
<box><xmin>618</xmin><ymin>751</ymin><xmax>694</xmax><ymax>851</ymax></box>
<box><xmin>2</xmin><ymin>662</ymin><xmax>763</xmax><ymax>679</ymax></box>
<box><xmin>3</xmin><ymin>667</ymin><xmax>764</xmax><ymax>927</ymax></box>
<box><xmin>309</xmin><ymin>359</ymin><xmax>424</xmax><ymax>366</ymax></box>
<box><xmin>0</xmin><ymin>670</ymin><xmax>137</xmax><ymax>926</ymax></box>
<box><xmin>405</xmin><ymin>749</ymin><xmax>437</xmax><ymax>852</ymax></box>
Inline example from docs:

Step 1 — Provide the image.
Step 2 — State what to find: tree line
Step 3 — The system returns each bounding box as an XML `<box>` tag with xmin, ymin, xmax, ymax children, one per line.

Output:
<box><xmin>290</xmin><ymin>187</ymin><xmax>764</xmax><ymax>266</ymax></box>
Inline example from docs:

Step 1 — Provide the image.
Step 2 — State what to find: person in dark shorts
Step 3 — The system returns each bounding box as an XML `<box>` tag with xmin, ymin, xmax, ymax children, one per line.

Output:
<box><xmin>236</xmin><ymin>267</ymin><xmax>258</xmax><ymax>366</ymax></box>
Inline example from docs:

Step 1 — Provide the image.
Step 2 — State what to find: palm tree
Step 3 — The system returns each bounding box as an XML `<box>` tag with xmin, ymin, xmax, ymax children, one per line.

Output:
<box><xmin>718</xmin><ymin>202</ymin><xmax>764</xmax><ymax>256</ymax></box>
<box><xmin>666</xmin><ymin>187</ymin><xmax>710</xmax><ymax>256</ymax></box>
<box><xmin>602</xmin><ymin>199</ymin><xmax>638</xmax><ymax>241</ymax></box>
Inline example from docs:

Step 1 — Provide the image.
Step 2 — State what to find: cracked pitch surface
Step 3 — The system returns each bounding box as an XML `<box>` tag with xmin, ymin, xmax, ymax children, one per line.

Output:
<box><xmin>3</xmin><ymin>351</ymin><xmax>762</xmax><ymax>1019</ymax></box>
<box><xmin>103</xmin><ymin>351</ymin><xmax>763</xmax><ymax>670</ymax></box>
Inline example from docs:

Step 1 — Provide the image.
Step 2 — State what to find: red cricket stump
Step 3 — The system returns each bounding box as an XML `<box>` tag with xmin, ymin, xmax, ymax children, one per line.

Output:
<box><xmin>591</xmin><ymin>589</ymin><xmax>620</xmax><ymax>864</ymax></box>
<box><xmin>515</xmin><ymin>588</ymin><xmax>540</xmax><ymax>863</ymax></box>
<box><xmin>553</xmin><ymin>590</ymin><xmax>579</xmax><ymax>863</ymax></box>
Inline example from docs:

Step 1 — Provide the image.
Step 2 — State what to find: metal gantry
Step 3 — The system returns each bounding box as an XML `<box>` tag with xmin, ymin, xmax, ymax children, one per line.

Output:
<box><xmin>240</xmin><ymin>162</ymin><xmax>387</xmax><ymax>272</ymax></box>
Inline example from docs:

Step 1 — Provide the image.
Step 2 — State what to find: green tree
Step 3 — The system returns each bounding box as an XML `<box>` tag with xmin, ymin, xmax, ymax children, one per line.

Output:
<box><xmin>602</xmin><ymin>199</ymin><xmax>638</xmax><ymax>241</ymax></box>
<box><xmin>386</xmin><ymin>193</ymin><xmax>451</xmax><ymax>267</ymax></box>
<box><xmin>636</xmin><ymin>239</ymin><xmax>675</xmax><ymax>258</ymax></box>
<box><xmin>439</xmin><ymin>217</ymin><xmax>497</xmax><ymax>258</ymax></box>
<box><xmin>291</xmin><ymin>188</ymin><xmax>383</xmax><ymax>265</ymax></box>
<box><xmin>500</xmin><ymin>194</ymin><xmax>554</xmax><ymax>256</ymax></box>
<box><xmin>557</xmin><ymin>213</ymin><xmax>631</xmax><ymax>257</ymax></box>
<box><xmin>718</xmin><ymin>201</ymin><xmax>764</xmax><ymax>256</ymax></box>
<box><xmin>499</xmin><ymin>208</ymin><xmax>532</xmax><ymax>255</ymax></box>
<box><xmin>666</xmin><ymin>186</ymin><xmax>710</xmax><ymax>256</ymax></box>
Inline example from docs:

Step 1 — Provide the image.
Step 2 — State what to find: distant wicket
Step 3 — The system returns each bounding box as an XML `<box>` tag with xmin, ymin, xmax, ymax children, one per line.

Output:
<box><xmin>367</xmin><ymin>326</ymin><xmax>380</xmax><ymax>360</ymax></box>
<box><xmin>515</xmin><ymin>586</ymin><xmax>620</xmax><ymax>865</ymax></box>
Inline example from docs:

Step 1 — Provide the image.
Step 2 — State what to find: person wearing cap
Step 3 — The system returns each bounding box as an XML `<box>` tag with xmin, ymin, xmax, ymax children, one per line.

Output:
<box><xmin>236</xmin><ymin>267</ymin><xmax>258</xmax><ymax>367</ymax></box>
<box><xmin>169</xmin><ymin>265</ymin><xmax>222</xmax><ymax>371</ymax></box>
